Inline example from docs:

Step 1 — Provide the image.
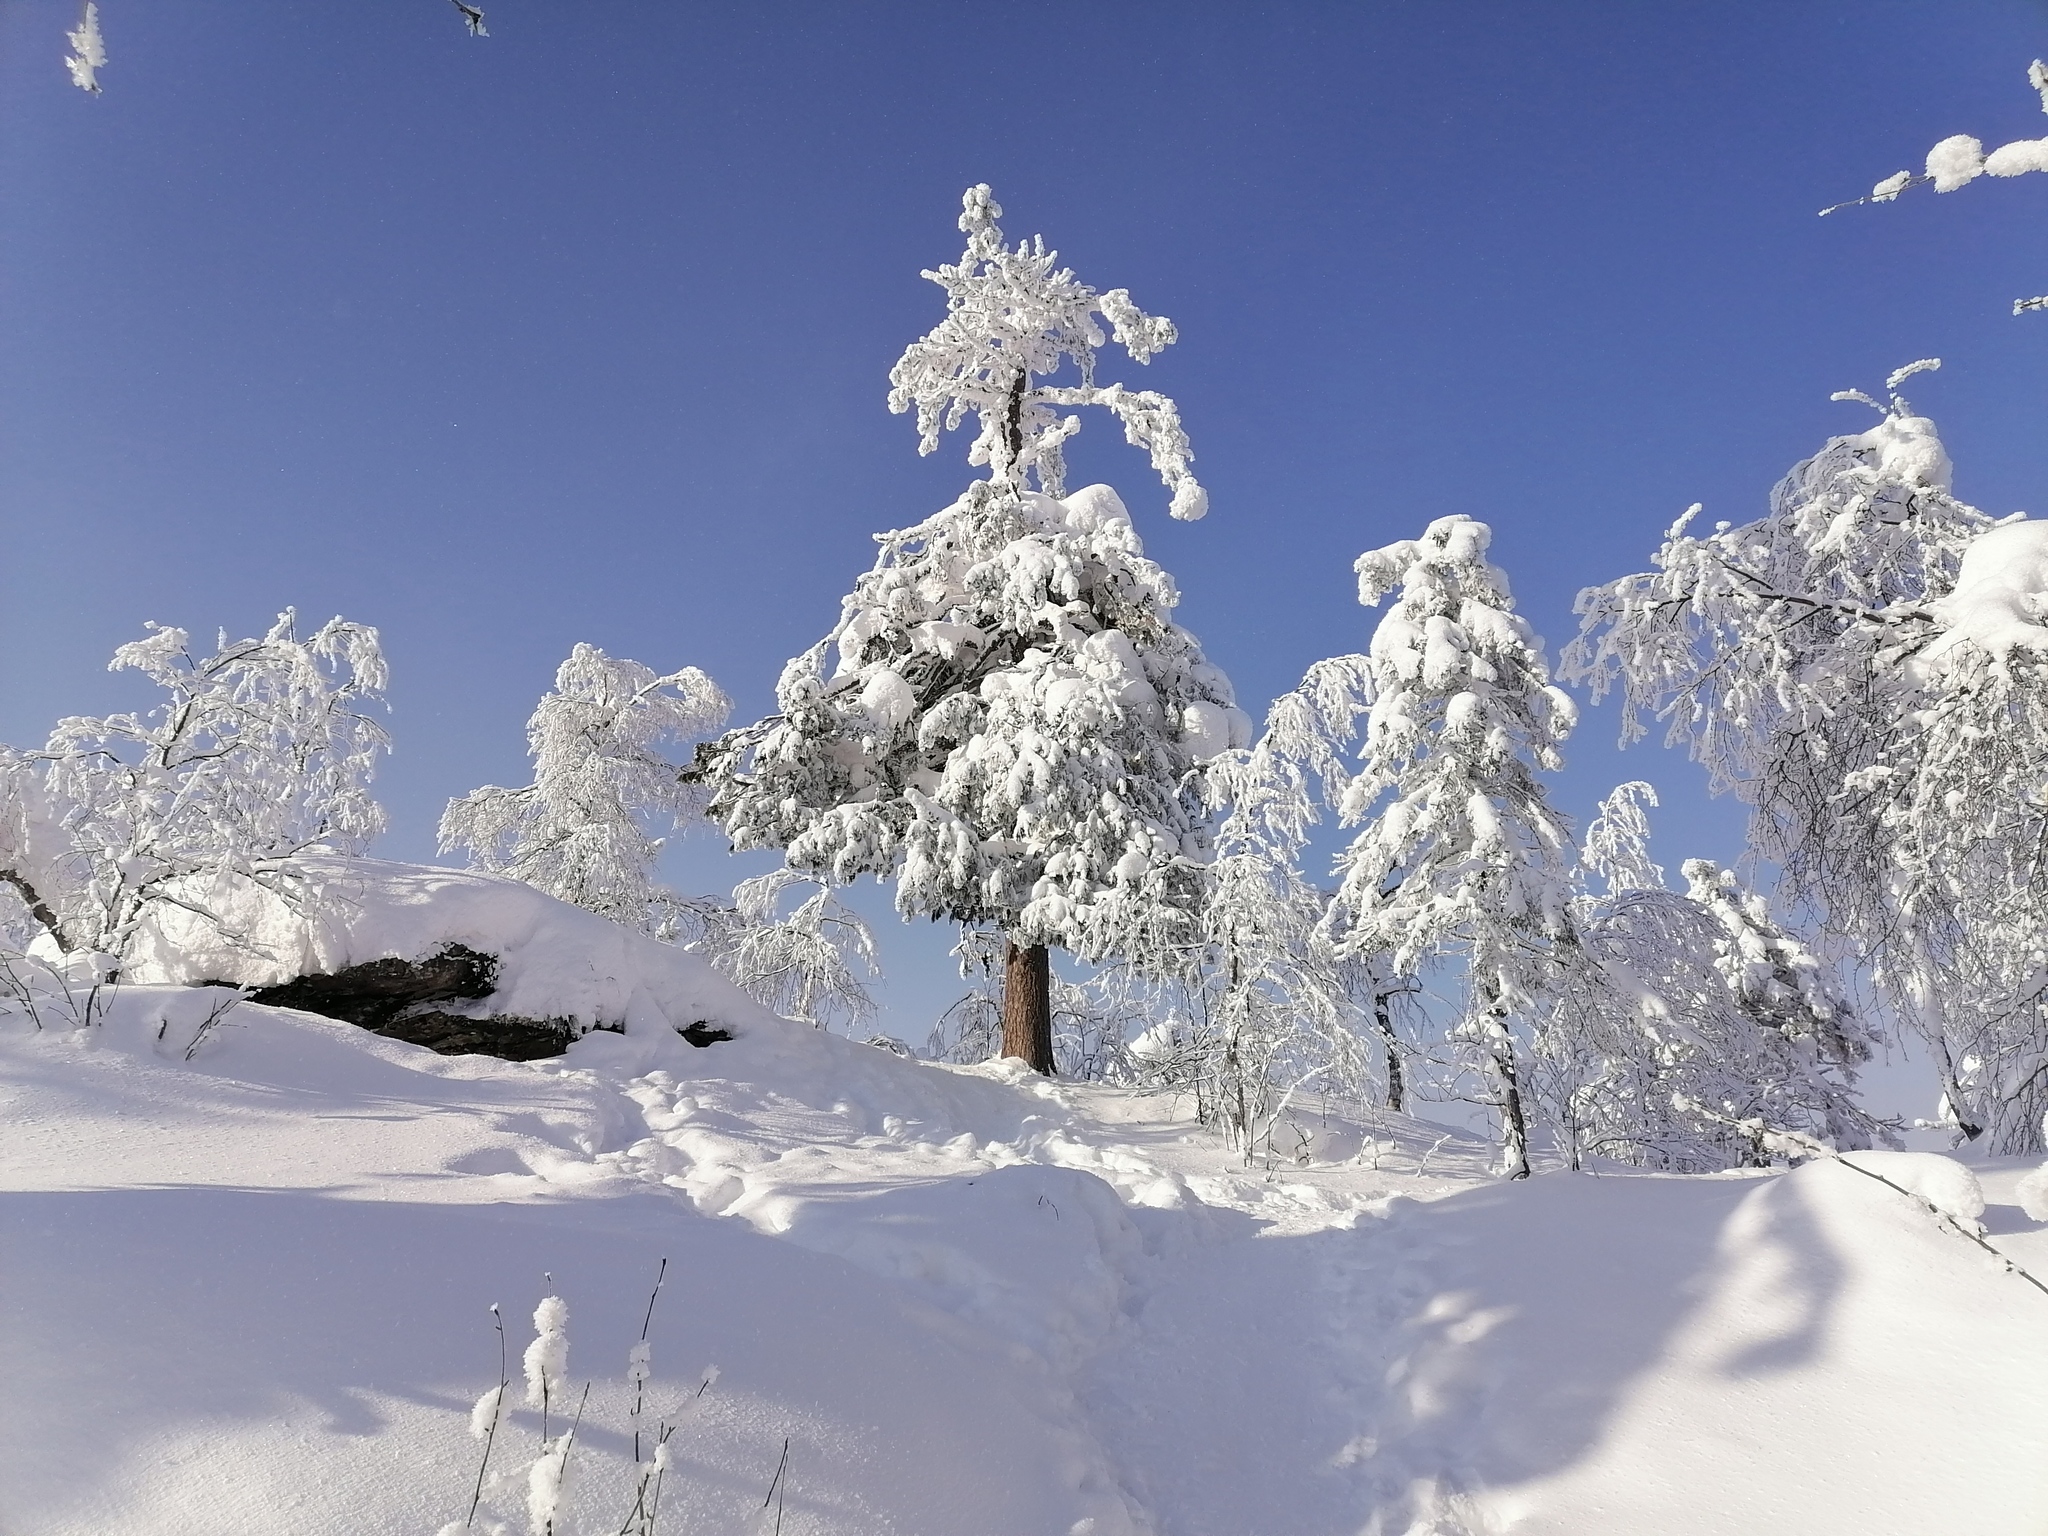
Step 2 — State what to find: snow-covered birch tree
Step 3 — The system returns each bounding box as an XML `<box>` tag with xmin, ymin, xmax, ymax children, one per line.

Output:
<box><xmin>699</xmin><ymin>185</ymin><xmax>1244</xmax><ymax>1073</ymax></box>
<box><xmin>440</xmin><ymin>644</ymin><xmax>731</xmax><ymax>933</ymax></box>
<box><xmin>0</xmin><ymin>612</ymin><xmax>389</xmax><ymax>965</ymax></box>
<box><xmin>1540</xmin><ymin>783</ymin><xmax>1888</xmax><ymax>1171</ymax></box>
<box><xmin>1565</xmin><ymin>374</ymin><xmax>2048</xmax><ymax>1152</ymax></box>
<box><xmin>1323</xmin><ymin>515</ymin><xmax>1579</xmax><ymax>1179</ymax></box>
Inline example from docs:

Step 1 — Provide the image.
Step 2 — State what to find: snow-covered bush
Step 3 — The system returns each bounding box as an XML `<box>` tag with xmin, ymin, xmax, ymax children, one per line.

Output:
<box><xmin>0</xmin><ymin>612</ymin><xmax>388</xmax><ymax>969</ymax></box>
<box><xmin>1539</xmin><ymin>784</ymin><xmax>1890</xmax><ymax>1171</ymax></box>
<box><xmin>701</xmin><ymin>186</ymin><xmax>1242</xmax><ymax>1072</ymax></box>
<box><xmin>1325</xmin><ymin>515</ymin><xmax>1579</xmax><ymax>1179</ymax></box>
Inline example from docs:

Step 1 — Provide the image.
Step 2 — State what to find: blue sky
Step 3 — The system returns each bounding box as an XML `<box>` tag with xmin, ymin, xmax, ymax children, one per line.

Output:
<box><xmin>5</xmin><ymin>1</ymin><xmax>2048</xmax><ymax>1060</ymax></box>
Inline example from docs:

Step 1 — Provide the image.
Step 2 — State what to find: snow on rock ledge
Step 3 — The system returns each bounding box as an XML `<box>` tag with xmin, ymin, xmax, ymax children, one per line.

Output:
<box><xmin>122</xmin><ymin>856</ymin><xmax>788</xmax><ymax>1044</ymax></box>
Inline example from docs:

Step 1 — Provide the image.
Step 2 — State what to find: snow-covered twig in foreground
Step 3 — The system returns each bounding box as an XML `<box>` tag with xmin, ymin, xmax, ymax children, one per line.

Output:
<box><xmin>1678</xmin><ymin>1096</ymin><xmax>2048</xmax><ymax>1304</ymax></box>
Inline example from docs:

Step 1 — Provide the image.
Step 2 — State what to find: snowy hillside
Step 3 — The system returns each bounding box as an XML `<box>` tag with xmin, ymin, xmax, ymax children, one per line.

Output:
<box><xmin>7</xmin><ymin>971</ymin><xmax>2048</xmax><ymax>1535</ymax></box>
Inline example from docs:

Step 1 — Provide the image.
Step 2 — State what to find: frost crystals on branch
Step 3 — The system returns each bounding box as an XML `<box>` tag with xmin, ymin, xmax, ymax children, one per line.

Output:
<box><xmin>1324</xmin><ymin>516</ymin><xmax>1579</xmax><ymax>1179</ymax></box>
<box><xmin>701</xmin><ymin>186</ymin><xmax>1239</xmax><ymax>1073</ymax></box>
<box><xmin>64</xmin><ymin>3</ymin><xmax>106</xmax><ymax>93</ymax></box>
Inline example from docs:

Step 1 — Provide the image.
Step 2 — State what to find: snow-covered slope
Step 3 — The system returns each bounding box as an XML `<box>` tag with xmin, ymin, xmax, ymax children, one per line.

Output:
<box><xmin>6</xmin><ymin>973</ymin><xmax>2048</xmax><ymax>1534</ymax></box>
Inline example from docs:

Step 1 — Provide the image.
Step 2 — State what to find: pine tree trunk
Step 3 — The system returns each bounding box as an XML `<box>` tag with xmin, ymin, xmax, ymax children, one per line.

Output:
<box><xmin>1001</xmin><ymin>940</ymin><xmax>1054</xmax><ymax>1075</ymax></box>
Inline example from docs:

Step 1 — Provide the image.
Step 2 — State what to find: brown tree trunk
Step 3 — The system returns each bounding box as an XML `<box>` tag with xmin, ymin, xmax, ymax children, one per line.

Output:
<box><xmin>1001</xmin><ymin>940</ymin><xmax>1054</xmax><ymax>1075</ymax></box>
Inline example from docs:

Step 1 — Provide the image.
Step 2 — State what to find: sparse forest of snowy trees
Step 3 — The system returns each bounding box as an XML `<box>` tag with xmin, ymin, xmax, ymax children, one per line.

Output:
<box><xmin>10</xmin><ymin>51</ymin><xmax>2048</xmax><ymax>1174</ymax></box>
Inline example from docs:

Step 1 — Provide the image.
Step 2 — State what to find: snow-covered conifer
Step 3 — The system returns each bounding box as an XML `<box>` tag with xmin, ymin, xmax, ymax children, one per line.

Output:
<box><xmin>702</xmin><ymin>187</ymin><xmax>1241</xmax><ymax>1071</ymax></box>
<box><xmin>2</xmin><ymin>612</ymin><xmax>388</xmax><ymax>964</ymax></box>
<box><xmin>440</xmin><ymin>644</ymin><xmax>730</xmax><ymax>933</ymax></box>
<box><xmin>1324</xmin><ymin>516</ymin><xmax>1579</xmax><ymax>1178</ymax></box>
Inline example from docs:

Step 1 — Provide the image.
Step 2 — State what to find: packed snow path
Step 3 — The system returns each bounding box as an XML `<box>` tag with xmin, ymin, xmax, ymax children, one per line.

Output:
<box><xmin>6</xmin><ymin>996</ymin><xmax>2048</xmax><ymax>1535</ymax></box>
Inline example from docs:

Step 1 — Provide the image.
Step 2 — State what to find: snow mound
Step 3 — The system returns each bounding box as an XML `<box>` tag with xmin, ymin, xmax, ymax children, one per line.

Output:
<box><xmin>121</xmin><ymin>856</ymin><xmax>788</xmax><ymax>1039</ymax></box>
<box><xmin>2015</xmin><ymin>1160</ymin><xmax>2048</xmax><ymax>1222</ymax></box>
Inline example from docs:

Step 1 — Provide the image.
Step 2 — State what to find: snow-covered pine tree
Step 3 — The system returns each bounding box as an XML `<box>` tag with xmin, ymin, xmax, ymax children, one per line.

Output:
<box><xmin>440</xmin><ymin>643</ymin><xmax>731</xmax><ymax>933</ymax></box>
<box><xmin>1323</xmin><ymin>515</ymin><xmax>1579</xmax><ymax>1179</ymax></box>
<box><xmin>1541</xmin><ymin>783</ymin><xmax>1888</xmax><ymax>1171</ymax></box>
<box><xmin>699</xmin><ymin>185</ymin><xmax>1245</xmax><ymax>1072</ymax></box>
<box><xmin>0</xmin><ymin>612</ymin><xmax>388</xmax><ymax>965</ymax></box>
<box><xmin>1563</xmin><ymin>374</ymin><xmax>2048</xmax><ymax>1151</ymax></box>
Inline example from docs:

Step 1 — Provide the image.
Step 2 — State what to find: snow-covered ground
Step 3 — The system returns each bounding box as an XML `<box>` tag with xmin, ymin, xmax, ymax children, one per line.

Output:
<box><xmin>7</xmin><ymin>981</ymin><xmax>2048</xmax><ymax>1535</ymax></box>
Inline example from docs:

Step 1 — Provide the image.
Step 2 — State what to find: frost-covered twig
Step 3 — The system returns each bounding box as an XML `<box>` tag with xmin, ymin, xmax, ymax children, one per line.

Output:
<box><xmin>464</xmin><ymin>1304</ymin><xmax>510</xmax><ymax>1530</ymax></box>
<box><xmin>1822</xmin><ymin>60</ymin><xmax>2048</xmax><ymax>314</ymax></box>
<box><xmin>64</xmin><ymin>3</ymin><xmax>106</xmax><ymax>93</ymax></box>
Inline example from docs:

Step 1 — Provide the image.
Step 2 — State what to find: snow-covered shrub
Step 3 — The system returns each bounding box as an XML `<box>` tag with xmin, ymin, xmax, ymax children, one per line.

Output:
<box><xmin>1538</xmin><ymin>784</ymin><xmax>1891</xmax><ymax>1171</ymax></box>
<box><xmin>1</xmin><ymin>612</ymin><xmax>388</xmax><ymax>970</ymax></box>
<box><xmin>701</xmin><ymin>186</ymin><xmax>1240</xmax><ymax>1072</ymax></box>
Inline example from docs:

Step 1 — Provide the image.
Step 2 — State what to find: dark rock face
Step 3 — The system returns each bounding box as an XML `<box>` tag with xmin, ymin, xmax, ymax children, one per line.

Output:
<box><xmin>243</xmin><ymin>945</ymin><xmax>574</xmax><ymax>1062</ymax></box>
<box><xmin>231</xmin><ymin>942</ymin><xmax>735</xmax><ymax>1061</ymax></box>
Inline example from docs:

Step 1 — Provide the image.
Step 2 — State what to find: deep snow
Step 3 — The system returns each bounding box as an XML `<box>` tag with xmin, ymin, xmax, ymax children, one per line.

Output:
<box><xmin>6</xmin><ymin>965</ymin><xmax>2048</xmax><ymax>1534</ymax></box>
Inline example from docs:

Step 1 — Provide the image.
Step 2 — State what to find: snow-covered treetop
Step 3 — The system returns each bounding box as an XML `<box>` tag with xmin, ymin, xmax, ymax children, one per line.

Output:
<box><xmin>887</xmin><ymin>185</ymin><xmax>1207</xmax><ymax>521</ymax></box>
<box><xmin>1582</xmin><ymin>781</ymin><xmax>1664</xmax><ymax>896</ymax></box>
<box><xmin>440</xmin><ymin>644</ymin><xmax>730</xmax><ymax>931</ymax></box>
<box><xmin>1564</xmin><ymin>376</ymin><xmax>2001</xmax><ymax>791</ymax></box>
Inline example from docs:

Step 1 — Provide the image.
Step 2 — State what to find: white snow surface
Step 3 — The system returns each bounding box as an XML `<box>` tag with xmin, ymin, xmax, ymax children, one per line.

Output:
<box><xmin>8</xmin><ymin>908</ymin><xmax>2048</xmax><ymax>1532</ymax></box>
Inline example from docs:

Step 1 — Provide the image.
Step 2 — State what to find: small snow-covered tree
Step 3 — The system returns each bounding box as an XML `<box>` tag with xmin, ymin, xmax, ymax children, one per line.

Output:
<box><xmin>1826</xmin><ymin>59</ymin><xmax>2048</xmax><ymax>314</ymax></box>
<box><xmin>440</xmin><ymin>644</ymin><xmax>731</xmax><ymax>932</ymax></box>
<box><xmin>1565</xmin><ymin>376</ymin><xmax>2048</xmax><ymax>1152</ymax></box>
<box><xmin>701</xmin><ymin>186</ymin><xmax>1243</xmax><ymax>1073</ymax></box>
<box><xmin>1540</xmin><ymin>784</ymin><xmax>1888</xmax><ymax>1171</ymax></box>
<box><xmin>1</xmin><ymin>612</ymin><xmax>388</xmax><ymax>964</ymax></box>
<box><xmin>1323</xmin><ymin>516</ymin><xmax>1579</xmax><ymax>1178</ymax></box>
<box><xmin>441</xmin><ymin>646</ymin><xmax>879</xmax><ymax>1029</ymax></box>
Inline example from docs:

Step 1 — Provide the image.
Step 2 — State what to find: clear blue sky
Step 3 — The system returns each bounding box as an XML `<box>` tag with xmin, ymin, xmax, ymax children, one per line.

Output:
<box><xmin>5</xmin><ymin>1</ymin><xmax>2048</xmax><ymax>1056</ymax></box>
